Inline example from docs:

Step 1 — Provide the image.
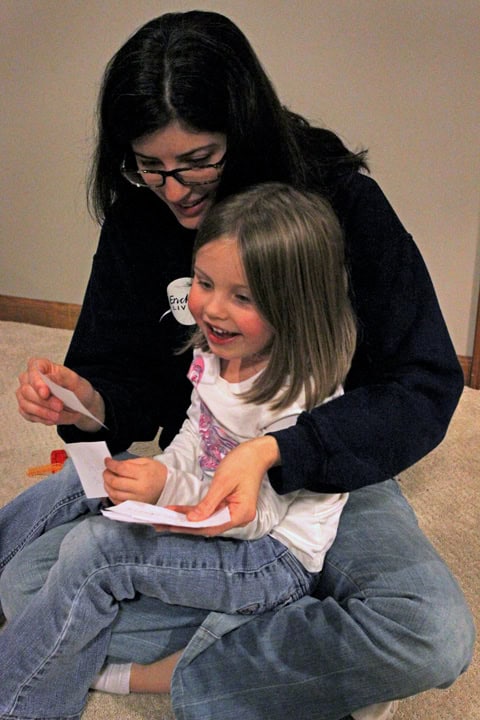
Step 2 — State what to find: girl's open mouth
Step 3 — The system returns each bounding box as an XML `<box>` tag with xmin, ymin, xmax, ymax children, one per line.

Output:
<box><xmin>206</xmin><ymin>324</ymin><xmax>240</xmax><ymax>343</ymax></box>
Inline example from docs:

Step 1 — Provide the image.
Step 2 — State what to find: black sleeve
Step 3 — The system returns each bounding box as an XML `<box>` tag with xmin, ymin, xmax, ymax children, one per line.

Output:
<box><xmin>269</xmin><ymin>175</ymin><xmax>464</xmax><ymax>494</ymax></box>
<box><xmin>57</xmin><ymin>197</ymin><xmax>194</xmax><ymax>454</ymax></box>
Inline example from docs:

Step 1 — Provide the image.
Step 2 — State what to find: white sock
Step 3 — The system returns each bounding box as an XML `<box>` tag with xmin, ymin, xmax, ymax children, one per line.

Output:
<box><xmin>90</xmin><ymin>662</ymin><xmax>132</xmax><ymax>695</ymax></box>
<box><xmin>352</xmin><ymin>700</ymin><xmax>399</xmax><ymax>720</ymax></box>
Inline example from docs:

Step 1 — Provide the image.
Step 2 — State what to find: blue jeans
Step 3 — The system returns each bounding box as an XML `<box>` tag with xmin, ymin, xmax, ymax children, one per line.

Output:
<box><xmin>0</xmin><ymin>515</ymin><xmax>315</xmax><ymax>720</ymax></box>
<box><xmin>0</xmin><ymin>461</ymin><xmax>475</xmax><ymax>720</ymax></box>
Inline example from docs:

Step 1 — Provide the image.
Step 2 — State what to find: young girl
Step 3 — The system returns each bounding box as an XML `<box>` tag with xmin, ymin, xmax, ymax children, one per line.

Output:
<box><xmin>0</xmin><ymin>183</ymin><xmax>356</xmax><ymax>712</ymax></box>
<box><xmin>106</xmin><ymin>180</ymin><xmax>355</xmax><ymax>558</ymax></box>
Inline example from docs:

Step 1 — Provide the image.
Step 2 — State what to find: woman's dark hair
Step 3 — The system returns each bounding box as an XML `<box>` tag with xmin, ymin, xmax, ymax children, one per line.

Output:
<box><xmin>88</xmin><ymin>11</ymin><xmax>368</xmax><ymax>222</ymax></box>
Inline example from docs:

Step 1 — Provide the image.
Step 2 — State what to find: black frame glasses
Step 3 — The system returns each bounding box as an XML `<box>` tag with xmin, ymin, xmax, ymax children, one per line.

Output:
<box><xmin>121</xmin><ymin>153</ymin><xmax>226</xmax><ymax>189</ymax></box>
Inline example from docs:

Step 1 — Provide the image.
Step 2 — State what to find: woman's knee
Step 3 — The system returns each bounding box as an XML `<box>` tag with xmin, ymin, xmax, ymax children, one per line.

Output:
<box><xmin>414</xmin><ymin>563</ymin><xmax>475</xmax><ymax>686</ymax></box>
<box><xmin>352</xmin><ymin>558</ymin><xmax>475</xmax><ymax>691</ymax></box>
<box><xmin>0</xmin><ymin>520</ymin><xmax>82</xmax><ymax>619</ymax></box>
<box><xmin>322</xmin><ymin>482</ymin><xmax>475</xmax><ymax>689</ymax></box>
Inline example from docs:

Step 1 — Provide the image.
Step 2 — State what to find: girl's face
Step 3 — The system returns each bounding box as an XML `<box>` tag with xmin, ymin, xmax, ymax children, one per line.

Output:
<box><xmin>131</xmin><ymin>121</ymin><xmax>226</xmax><ymax>230</ymax></box>
<box><xmin>188</xmin><ymin>236</ymin><xmax>273</xmax><ymax>377</ymax></box>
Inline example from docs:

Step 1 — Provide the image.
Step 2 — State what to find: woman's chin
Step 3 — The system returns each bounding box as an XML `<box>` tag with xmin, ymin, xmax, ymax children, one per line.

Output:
<box><xmin>169</xmin><ymin>196</ymin><xmax>215</xmax><ymax>229</ymax></box>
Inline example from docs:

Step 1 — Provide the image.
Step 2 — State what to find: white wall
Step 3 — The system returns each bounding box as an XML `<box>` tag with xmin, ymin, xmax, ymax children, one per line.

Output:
<box><xmin>1</xmin><ymin>0</ymin><xmax>479</xmax><ymax>355</ymax></box>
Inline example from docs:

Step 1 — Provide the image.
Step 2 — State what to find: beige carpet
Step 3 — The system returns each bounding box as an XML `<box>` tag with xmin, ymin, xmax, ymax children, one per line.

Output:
<box><xmin>0</xmin><ymin>320</ymin><xmax>478</xmax><ymax>720</ymax></box>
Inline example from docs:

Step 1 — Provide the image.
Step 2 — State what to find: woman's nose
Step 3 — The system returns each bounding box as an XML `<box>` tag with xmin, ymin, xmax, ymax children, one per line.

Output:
<box><xmin>160</xmin><ymin>176</ymin><xmax>191</xmax><ymax>203</ymax></box>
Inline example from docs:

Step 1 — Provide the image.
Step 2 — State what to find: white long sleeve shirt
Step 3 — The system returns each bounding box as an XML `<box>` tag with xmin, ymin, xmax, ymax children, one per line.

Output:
<box><xmin>156</xmin><ymin>351</ymin><xmax>348</xmax><ymax>572</ymax></box>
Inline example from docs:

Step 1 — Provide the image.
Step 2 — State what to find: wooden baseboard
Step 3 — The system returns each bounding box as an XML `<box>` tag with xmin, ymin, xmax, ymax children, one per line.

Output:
<box><xmin>457</xmin><ymin>355</ymin><xmax>472</xmax><ymax>387</ymax></box>
<box><xmin>0</xmin><ymin>294</ymin><xmax>81</xmax><ymax>330</ymax></box>
<box><xmin>0</xmin><ymin>294</ymin><xmax>476</xmax><ymax>386</ymax></box>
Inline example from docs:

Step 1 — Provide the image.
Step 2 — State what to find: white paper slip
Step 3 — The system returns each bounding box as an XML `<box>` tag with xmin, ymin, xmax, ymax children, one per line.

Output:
<box><xmin>38</xmin><ymin>371</ymin><xmax>107</xmax><ymax>429</ymax></box>
<box><xmin>102</xmin><ymin>500</ymin><xmax>231</xmax><ymax>528</ymax></box>
<box><xmin>67</xmin><ymin>441</ymin><xmax>111</xmax><ymax>498</ymax></box>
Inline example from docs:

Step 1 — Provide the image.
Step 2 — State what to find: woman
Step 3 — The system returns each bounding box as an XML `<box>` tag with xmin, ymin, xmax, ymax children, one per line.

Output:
<box><xmin>1</xmin><ymin>10</ymin><xmax>474</xmax><ymax>720</ymax></box>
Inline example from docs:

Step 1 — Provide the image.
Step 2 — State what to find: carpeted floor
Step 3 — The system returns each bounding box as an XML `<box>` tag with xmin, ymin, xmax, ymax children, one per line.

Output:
<box><xmin>0</xmin><ymin>320</ymin><xmax>478</xmax><ymax>720</ymax></box>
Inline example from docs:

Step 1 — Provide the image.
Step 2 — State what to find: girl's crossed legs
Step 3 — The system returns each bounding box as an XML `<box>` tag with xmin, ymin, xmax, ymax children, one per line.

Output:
<box><xmin>0</xmin><ymin>513</ymin><xmax>314</xmax><ymax>719</ymax></box>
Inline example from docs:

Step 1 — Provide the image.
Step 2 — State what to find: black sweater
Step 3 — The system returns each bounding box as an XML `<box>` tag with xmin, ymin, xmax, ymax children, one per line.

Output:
<box><xmin>59</xmin><ymin>172</ymin><xmax>463</xmax><ymax>494</ymax></box>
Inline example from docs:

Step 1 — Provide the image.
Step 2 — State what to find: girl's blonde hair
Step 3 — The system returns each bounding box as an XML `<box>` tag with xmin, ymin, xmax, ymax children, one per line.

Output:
<box><xmin>191</xmin><ymin>182</ymin><xmax>357</xmax><ymax>411</ymax></box>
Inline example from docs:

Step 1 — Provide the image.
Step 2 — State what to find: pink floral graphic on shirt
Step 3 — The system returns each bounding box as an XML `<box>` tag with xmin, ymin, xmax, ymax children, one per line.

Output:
<box><xmin>188</xmin><ymin>356</ymin><xmax>205</xmax><ymax>386</ymax></box>
<box><xmin>198</xmin><ymin>400</ymin><xmax>238</xmax><ymax>473</ymax></box>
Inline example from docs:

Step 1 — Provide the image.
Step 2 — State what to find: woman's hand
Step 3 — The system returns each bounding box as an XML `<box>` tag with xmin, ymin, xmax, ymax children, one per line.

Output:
<box><xmin>104</xmin><ymin>457</ymin><xmax>168</xmax><ymax>505</ymax></box>
<box><xmin>16</xmin><ymin>357</ymin><xmax>105</xmax><ymax>431</ymax></box>
<box><xmin>166</xmin><ymin>435</ymin><xmax>281</xmax><ymax>537</ymax></box>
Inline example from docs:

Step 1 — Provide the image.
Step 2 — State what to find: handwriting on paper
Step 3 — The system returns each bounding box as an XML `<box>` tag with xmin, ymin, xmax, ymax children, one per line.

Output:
<box><xmin>67</xmin><ymin>441</ymin><xmax>110</xmax><ymax>498</ymax></box>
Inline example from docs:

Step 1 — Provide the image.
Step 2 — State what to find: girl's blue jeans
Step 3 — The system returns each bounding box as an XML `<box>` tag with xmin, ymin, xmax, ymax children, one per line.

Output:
<box><xmin>0</xmin><ymin>458</ymin><xmax>475</xmax><ymax>720</ymax></box>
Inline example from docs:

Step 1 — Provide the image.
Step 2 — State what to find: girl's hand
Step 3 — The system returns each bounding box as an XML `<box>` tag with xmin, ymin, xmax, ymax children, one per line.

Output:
<box><xmin>16</xmin><ymin>357</ymin><xmax>105</xmax><ymax>431</ymax></box>
<box><xmin>166</xmin><ymin>436</ymin><xmax>280</xmax><ymax>537</ymax></box>
<box><xmin>104</xmin><ymin>457</ymin><xmax>168</xmax><ymax>505</ymax></box>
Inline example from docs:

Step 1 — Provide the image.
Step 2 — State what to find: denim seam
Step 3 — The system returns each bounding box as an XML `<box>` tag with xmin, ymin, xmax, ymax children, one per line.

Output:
<box><xmin>321</xmin><ymin>557</ymin><xmax>368</xmax><ymax>599</ymax></box>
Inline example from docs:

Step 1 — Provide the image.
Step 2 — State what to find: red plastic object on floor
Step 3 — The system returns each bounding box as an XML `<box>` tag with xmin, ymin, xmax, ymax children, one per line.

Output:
<box><xmin>50</xmin><ymin>449</ymin><xmax>68</xmax><ymax>465</ymax></box>
<box><xmin>27</xmin><ymin>449</ymin><xmax>68</xmax><ymax>477</ymax></box>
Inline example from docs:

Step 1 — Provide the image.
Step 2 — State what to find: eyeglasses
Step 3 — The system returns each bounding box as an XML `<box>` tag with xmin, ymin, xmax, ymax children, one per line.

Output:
<box><xmin>121</xmin><ymin>153</ymin><xmax>226</xmax><ymax>189</ymax></box>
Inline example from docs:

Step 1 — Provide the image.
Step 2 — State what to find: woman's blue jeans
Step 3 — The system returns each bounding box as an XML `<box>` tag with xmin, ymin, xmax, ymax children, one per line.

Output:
<box><xmin>0</xmin><ymin>459</ymin><xmax>475</xmax><ymax>720</ymax></box>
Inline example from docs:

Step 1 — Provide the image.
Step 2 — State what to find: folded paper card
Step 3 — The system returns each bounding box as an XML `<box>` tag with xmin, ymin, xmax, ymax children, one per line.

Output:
<box><xmin>38</xmin><ymin>371</ymin><xmax>107</xmax><ymax>428</ymax></box>
<box><xmin>66</xmin><ymin>440</ymin><xmax>231</xmax><ymax>528</ymax></box>
<box><xmin>67</xmin><ymin>440</ymin><xmax>110</xmax><ymax>498</ymax></box>
<box><xmin>102</xmin><ymin>500</ymin><xmax>231</xmax><ymax>528</ymax></box>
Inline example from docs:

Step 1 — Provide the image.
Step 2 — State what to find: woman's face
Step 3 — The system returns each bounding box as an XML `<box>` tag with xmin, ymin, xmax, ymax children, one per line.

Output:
<box><xmin>131</xmin><ymin>121</ymin><xmax>226</xmax><ymax>230</ymax></box>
